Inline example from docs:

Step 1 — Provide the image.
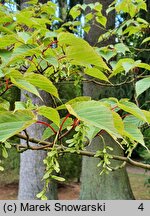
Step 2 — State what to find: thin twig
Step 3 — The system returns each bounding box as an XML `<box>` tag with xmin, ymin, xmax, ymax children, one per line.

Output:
<box><xmin>23</xmin><ymin>129</ymin><xmax>30</xmax><ymax>148</ymax></box>
<box><xmin>85</xmin><ymin>77</ymin><xmax>135</xmax><ymax>87</ymax></box>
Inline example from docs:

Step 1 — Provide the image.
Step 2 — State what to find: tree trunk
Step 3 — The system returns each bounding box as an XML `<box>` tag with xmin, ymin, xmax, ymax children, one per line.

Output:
<box><xmin>18</xmin><ymin>91</ymin><xmax>58</xmax><ymax>200</ymax></box>
<box><xmin>17</xmin><ymin>0</ymin><xmax>58</xmax><ymax>200</ymax></box>
<box><xmin>80</xmin><ymin>0</ymin><xmax>134</xmax><ymax>199</ymax></box>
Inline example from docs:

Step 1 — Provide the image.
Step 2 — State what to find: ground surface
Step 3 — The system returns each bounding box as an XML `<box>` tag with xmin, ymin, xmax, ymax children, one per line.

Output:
<box><xmin>0</xmin><ymin>166</ymin><xmax>149</xmax><ymax>200</ymax></box>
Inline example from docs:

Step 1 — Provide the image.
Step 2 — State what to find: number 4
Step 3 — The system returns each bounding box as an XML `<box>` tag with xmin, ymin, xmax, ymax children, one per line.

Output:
<box><xmin>138</xmin><ymin>203</ymin><xmax>144</xmax><ymax>211</ymax></box>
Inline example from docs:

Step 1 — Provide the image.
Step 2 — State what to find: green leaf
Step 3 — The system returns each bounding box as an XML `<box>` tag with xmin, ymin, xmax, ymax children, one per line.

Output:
<box><xmin>136</xmin><ymin>63</ymin><xmax>150</xmax><ymax>71</ymax></box>
<box><xmin>115</xmin><ymin>0</ymin><xmax>146</xmax><ymax>18</ymax></box>
<box><xmin>17</xmin><ymin>32</ymin><xmax>31</xmax><ymax>44</ymax></box>
<box><xmin>110</xmin><ymin>58</ymin><xmax>135</xmax><ymax>76</ymax></box>
<box><xmin>42</xmin><ymin>126</ymin><xmax>56</xmax><ymax>140</ymax></box>
<box><xmin>112</xmin><ymin>111</ymin><xmax>124</xmax><ymax>135</ymax></box>
<box><xmin>118</xmin><ymin>100</ymin><xmax>147</xmax><ymax>122</ymax></box>
<box><xmin>84</xmin><ymin>68</ymin><xmax>109</xmax><ymax>82</ymax></box>
<box><xmin>69</xmin><ymin>5</ymin><xmax>81</xmax><ymax>19</ymax></box>
<box><xmin>136</xmin><ymin>17</ymin><xmax>148</xmax><ymax>25</ymax></box>
<box><xmin>57</xmin><ymin>96</ymin><xmax>91</xmax><ymax>110</ymax></box>
<box><xmin>122</xmin><ymin>60</ymin><xmax>135</xmax><ymax>73</ymax></box>
<box><xmin>11</xmin><ymin>77</ymin><xmax>42</xmax><ymax>99</ymax></box>
<box><xmin>0</xmin><ymin>110</ymin><xmax>36</xmax><ymax>142</ymax></box>
<box><xmin>38</xmin><ymin>106</ymin><xmax>60</xmax><ymax>126</ymax></box>
<box><xmin>14</xmin><ymin>102</ymin><xmax>26</xmax><ymax>111</ymax></box>
<box><xmin>0</xmin><ymin>98</ymin><xmax>10</xmax><ymax>111</ymax></box>
<box><xmin>123</xmin><ymin>115</ymin><xmax>143</xmax><ymax>127</ymax></box>
<box><xmin>98</xmin><ymin>31</ymin><xmax>113</xmax><ymax>43</ymax></box>
<box><xmin>115</xmin><ymin>43</ymin><xmax>130</xmax><ymax>55</ymax></box>
<box><xmin>58</xmin><ymin>32</ymin><xmax>110</xmax><ymax>70</ymax></box>
<box><xmin>24</xmin><ymin>73</ymin><xmax>59</xmax><ymax>98</ymax></box>
<box><xmin>42</xmin><ymin>117</ymin><xmax>73</xmax><ymax>140</ymax></box>
<box><xmin>0</xmin><ymin>49</ymin><xmax>13</xmax><ymax>66</ymax></box>
<box><xmin>66</xmin><ymin>101</ymin><xmax>121</xmax><ymax>137</ymax></box>
<box><xmin>123</xmin><ymin>25</ymin><xmax>141</xmax><ymax>36</ymax></box>
<box><xmin>98</xmin><ymin>47</ymin><xmax>116</xmax><ymax>62</ymax></box>
<box><xmin>0</xmin><ymin>69</ymin><xmax>4</xmax><ymax>78</ymax></box>
<box><xmin>0</xmin><ymin>35</ymin><xmax>17</xmax><ymax>49</ymax></box>
<box><xmin>96</xmin><ymin>15</ymin><xmax>107</xmax><ymax>27</ymax></box>
<box><xmin>142</xmin><ymin>36</ymin><xmax>150</xmax><ymax>44</ymax></box>
<box><xmin>142</xmin><ymin>110</ymin><xmax>150</xmax><ymax>124</ymax></box>
<box><xmin>44</xmin><ymin>31</ymin><xmax>58</xmax><ymax>39</ymax></box>
<box><xmin>124</xmin><ymin>122</ymin><xmax>144</xmax><ymax>146</ymax></box>
<box><xmin>136</xmin><ymin>77</ymin><xmax>150</xmax><ymax>97</ymax></box>
<box><xmin>44</xmin><ymin>56</ymin><xmax>58</xmax><ymax>69</ymax></box>
<box><xmin>85</xmin><ymin>125</ymin><xmax>100</xmax><ymax>143</ymax></box>
<box><xmin>8</xmin><ymin>44</ymin><xmax>41</xmax><ymax>65</ymax></box>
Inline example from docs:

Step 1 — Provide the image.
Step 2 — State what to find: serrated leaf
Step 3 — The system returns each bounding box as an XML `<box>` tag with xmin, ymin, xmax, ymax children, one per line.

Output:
<box><xmin>0</xmin><ymin>110</ymin><xmax>36</xmax><ymax>142</ymax></box>
<box><xmin>84</xmin><ymin>68</ymin><xmax>109</xmax><ymax>82</ymax></box>
<box><xmin>66</xmin><ymin>101</ymin><xmax>121</xmax><ymax>137</ymax></box>
<box><xmin>58</xmin><ymin>32</ymin><xmax>110</xmax><ymax>70</ymax></box>
<box><xmin>24</xmin><ymin>73</ymin><xmax>59</xmax><ymax>98</ymax></box>
<box><xmin>38</xmin><ymin>106</ymin><xmax>60</xmax><ymax>126</ymax></box>
<box><xmin>136</xmin><ymin>77</ymin><xmax>150</xmax><ymax>97</ymax></box>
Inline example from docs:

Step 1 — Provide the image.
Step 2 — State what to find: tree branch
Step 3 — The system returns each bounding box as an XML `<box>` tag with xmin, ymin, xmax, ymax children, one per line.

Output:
<box><xmin>15</xmin><ymin>133</ymin><xmax>53</xmax><ymax>146</ymax></box>
<box><xmin>15</xmin><ymin>133</ymin><xmax>150</xmax><ymax>170</ymax></box>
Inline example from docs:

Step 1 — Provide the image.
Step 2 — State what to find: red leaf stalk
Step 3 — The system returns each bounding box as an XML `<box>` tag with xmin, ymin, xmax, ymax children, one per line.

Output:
<box><xmin>36</xmin><ymin>120</ymin><xmax>57</xmax><ymax>134</ymax></box>
<box><xmin>59</xmin><ymin>113</ymin><xmax>71</xmax><ymax>132</ymax></box>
